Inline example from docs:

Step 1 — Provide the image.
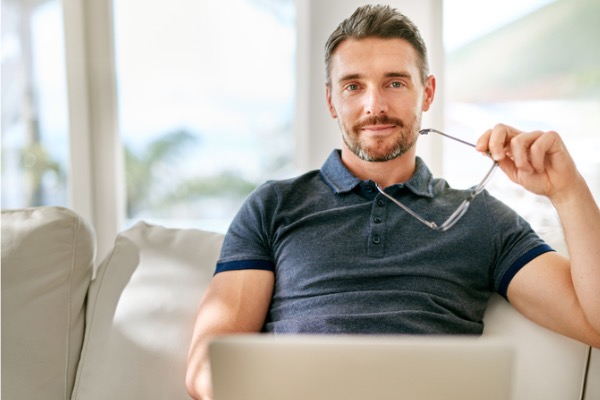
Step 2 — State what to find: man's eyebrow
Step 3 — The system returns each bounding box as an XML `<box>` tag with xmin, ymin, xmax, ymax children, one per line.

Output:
<box><xmin>384</xmin><ymin>71</ymin><xmax>412</xmax><ymax>79</ymax></box>
<box><xmin>337</xmin><ymin>71</ymin><xmax>412</xmax><ymax>83</ymax></box>
<box><xmin>338</xmin><ymin>73</ymin><xmax>362</xmax><ymax>83</ymax></box>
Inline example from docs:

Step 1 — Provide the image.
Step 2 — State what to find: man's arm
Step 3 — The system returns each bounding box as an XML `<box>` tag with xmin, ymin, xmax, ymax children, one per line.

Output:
<box><xmin>477</xmin><ymin>124</ymin><xmax>600</xmax><ymax>346</ymax></box>
<box><xmin>507</xmin><ymin>251</ymin><xmax>600</xmax><ymax>347</ymax></box>
<box><xmin>186</xmin><ymin>270</ymin><xmax>274</xmax><ymax>400</ymax></box>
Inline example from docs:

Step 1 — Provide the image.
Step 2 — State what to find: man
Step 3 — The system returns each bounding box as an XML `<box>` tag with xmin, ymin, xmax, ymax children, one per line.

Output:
<box><xmin>186</xmin><ymin>5</ymin><xmax>600</xmax><ymax>400</ymax></box>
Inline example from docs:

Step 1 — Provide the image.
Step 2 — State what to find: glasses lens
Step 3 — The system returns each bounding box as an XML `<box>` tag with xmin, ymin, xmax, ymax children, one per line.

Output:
<box><xmin>382</xmin><ymin>129</ymin><xmax>499</xmax><ymax>232</ymax></box>
<box><xmin>473</xmin><ymin>161</ymin><xmax>499</xmax><ymax>195</ymax></box>
<box><xmin>438</xmin><ymin>200</ymin><xmax>470</xmax><ymax>231</ymax></box>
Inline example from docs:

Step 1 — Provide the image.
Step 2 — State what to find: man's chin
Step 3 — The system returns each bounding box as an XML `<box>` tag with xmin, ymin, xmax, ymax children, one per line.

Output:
<box><xmin>356</xmin><ymin>148</ymin><xmax>403</xmax><ymax>162</ymax></box>
<box><xmin>342</xmin><ymin>133</ymin><xmax>415</xmax><ymax>162</ymax></box>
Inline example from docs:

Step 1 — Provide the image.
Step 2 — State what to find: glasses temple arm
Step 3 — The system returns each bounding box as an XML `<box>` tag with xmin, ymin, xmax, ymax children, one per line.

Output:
<box><xmin>375</xmin><ymin>185</ymin><xmax>439</xmax><ymax>229</ymax></box>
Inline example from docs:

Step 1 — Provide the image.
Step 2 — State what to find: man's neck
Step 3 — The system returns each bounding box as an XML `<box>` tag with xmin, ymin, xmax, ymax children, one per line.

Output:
<box><xmin>340</xmin><ymin>147</ymin><xmax>417</xmax><ymax>189</ymax></box>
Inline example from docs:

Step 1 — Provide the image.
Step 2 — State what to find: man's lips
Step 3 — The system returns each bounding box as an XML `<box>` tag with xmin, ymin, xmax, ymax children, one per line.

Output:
<box><xmin>360</xmin><ymin>124</ymin><xmax>397</xmax><ymax>132</ymax></box>
<box><xmin>353</xmin><ymin>116</ymin><xmax>404</xmax><ymax>135</ymax></box>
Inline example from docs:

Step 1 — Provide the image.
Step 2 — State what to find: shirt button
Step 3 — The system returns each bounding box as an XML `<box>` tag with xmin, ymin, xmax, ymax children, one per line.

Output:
<box><xmin>373</xmin><ymin>217</ymin><xmax>382</xmax><ymax>224</ymax></box>
<box><xmin>377</xmin><ymin>199</ymin><xmax>385</xmax><ymax>207</ymax></box>
<box><xmin>372</xmin><ymin>235</ymin><xmax>381</xmax><ymax>244</ymax></box>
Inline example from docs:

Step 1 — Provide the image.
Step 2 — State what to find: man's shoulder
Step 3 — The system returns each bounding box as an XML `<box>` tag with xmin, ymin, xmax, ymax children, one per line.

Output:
<box><xmin>259</xmin><ymin>169</ymin><xmax>327</xmax><ymax>195</ymax></box>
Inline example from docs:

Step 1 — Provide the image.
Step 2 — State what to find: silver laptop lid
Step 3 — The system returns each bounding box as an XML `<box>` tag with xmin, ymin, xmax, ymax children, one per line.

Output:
<box><xmin>210</xmin><ymin>334</ymin><xmax>514</xmax><ymax>400</ymax></box>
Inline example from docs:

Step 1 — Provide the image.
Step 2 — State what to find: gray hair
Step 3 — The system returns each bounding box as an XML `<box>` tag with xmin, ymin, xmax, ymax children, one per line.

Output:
<box><xmin>324</xmin><ymin>4</ymin><xmax>430</xmax><ymax>86</ymax></box>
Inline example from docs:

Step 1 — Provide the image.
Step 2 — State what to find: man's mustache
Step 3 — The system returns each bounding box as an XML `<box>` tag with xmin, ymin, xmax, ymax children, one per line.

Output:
<box><xmin>353</xmin><ymin>115</ymin><xmax>405</xmax><ymax>131</ymax></box>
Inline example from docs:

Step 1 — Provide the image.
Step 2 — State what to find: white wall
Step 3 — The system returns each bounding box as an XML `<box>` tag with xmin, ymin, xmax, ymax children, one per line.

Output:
<box><xmin>295</xmin><ymin>0</ymin><xmax>444</xmax><ymax>175</ymax></box>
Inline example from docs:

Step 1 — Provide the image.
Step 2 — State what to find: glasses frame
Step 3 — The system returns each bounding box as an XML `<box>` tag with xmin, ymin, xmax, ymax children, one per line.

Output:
<box><xmin>375</xmin><ymin>128</ymin><xmax>499</xmax><ymax>232</ymax></box>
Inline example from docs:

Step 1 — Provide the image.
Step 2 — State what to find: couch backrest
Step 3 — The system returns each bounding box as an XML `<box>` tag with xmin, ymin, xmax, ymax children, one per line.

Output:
<box><xmin>1</xmin><ymin>207</ymin><xmax>95</xmax><ymax>400</ymax></box>
<box><xmin>75</xmin><ymin>220</ymin><xmax>595</xmax><ymax>400</ymax></box>
<box><xmin>2</xmin><ymin>207</ymin><xmax>596</xmax><ymax>399</ymax></box>
<box><xmin>70</xmin><ymin>221</ymin><xmax>224</xmax><ymax>400</ymax></box>
<box><xmin>482</xmin><ymin>227</ymin><xmax>592</xmax><ymax>400</ymax></box>
<box><xmin>483</xmin><ymin>294</ymin><xmax>590</xmax><ymax>399</ymax></box>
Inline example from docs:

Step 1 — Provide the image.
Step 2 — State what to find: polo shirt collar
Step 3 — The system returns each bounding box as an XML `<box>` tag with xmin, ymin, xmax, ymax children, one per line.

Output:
<box><xmin>320</xmin><ymin>150</ymin><xmax>434</xmax><ymax>198</ymax></box>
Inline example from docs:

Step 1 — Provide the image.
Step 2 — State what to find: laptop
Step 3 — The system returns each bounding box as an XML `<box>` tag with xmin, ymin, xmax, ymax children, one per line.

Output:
<box><xmin>209</xmin><ymin>334</ymin><xmax>514</xmax><ymax>400</ymax></box>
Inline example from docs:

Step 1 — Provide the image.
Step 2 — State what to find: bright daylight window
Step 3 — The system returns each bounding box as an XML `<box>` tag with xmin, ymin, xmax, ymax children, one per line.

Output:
<box><xmin>2</xmin><ymin>0</ymin><xmax>69</xmax><ymax>209</ymax></box>
<box><xmin>113</xmin><ymin>0</ymin><xmax>296</xmax><ymax>233</ymax></box>
<box><xmin>443</xmin><ymin>0</ymin><xmax>600</xmax><ymax>231</ymax></box>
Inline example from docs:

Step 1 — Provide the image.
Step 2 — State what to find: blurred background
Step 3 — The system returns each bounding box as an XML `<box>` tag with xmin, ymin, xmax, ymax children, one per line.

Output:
<box><xmin>2</xmin><ymin>0</ymin><xmax>599</xmax><ymax>256</ymax></box>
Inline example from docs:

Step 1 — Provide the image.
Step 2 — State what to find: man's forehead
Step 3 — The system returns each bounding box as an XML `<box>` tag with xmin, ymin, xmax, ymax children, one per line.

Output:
<box><xmin>329</xmin><ymin>38</ymin><xmax>419</xmax><ymax>81</ymax></box>
<box><xmin>331</xmin><ymin>37</ymin><xmax>416</xmax><ymax>57</ymax></box>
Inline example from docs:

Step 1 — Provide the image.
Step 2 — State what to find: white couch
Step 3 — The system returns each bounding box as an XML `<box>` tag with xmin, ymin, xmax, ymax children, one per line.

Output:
<box><xmin>1</xmin><ymin>206</ymin><xmax>598</xmax><ymax>400</ymax></box>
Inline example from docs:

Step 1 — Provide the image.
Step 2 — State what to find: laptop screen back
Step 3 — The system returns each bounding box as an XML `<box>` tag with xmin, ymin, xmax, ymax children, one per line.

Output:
<box><xmin>210</xmin><ymin>334</ymin><xmax>514</xmax><ymax>400</ymax></box>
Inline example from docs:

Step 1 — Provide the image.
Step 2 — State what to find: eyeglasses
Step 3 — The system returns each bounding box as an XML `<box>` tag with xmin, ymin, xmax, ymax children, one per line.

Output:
<box><xmin>375</xmin><ymin>128</ymin><xmax>499</xmax><ymax>232</ymax></box>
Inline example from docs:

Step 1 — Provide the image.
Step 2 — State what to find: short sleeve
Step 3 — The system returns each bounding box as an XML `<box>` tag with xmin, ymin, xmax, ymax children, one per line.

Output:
<box><xmin>215</xmin><ymin>182</ymin><xmax>278</xmax><ymax>274</ymax></box>
<box><xmin>483</xmin><ymin>192</ymin><xmax>554</xmax><ymax>298</ymax></box>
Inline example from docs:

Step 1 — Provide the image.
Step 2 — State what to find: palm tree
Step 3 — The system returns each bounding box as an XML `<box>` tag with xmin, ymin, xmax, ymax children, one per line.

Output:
<box><xmin>124</xmin><ymin>128</ymin><xmax>259</xmax><ymax>218</ymax></box>
<box><xmin>124</xmin><ymin>128</ymin><xmax>197</xmax><ymax>216</ymax></box>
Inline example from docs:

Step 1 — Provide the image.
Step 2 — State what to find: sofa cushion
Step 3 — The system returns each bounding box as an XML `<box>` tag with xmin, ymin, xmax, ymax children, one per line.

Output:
<box><xmin>1</xmin><ymin>206</ymin><xmax>95</xmax><ymax>400</ymax></box>
<box><xmin>71</xmin><ymin>221</ymin><xmax>224</xmax><ymax>400</ymax></box>
<box><xmin>585</xmin><ymin>348</ymin><xmax>600</xmax><ymax>400</ymax></box>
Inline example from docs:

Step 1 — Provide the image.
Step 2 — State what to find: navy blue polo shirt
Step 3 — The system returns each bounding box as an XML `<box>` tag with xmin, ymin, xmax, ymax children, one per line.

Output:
<box><xmin>216</xmin><ymin>150</ymin><xmax>552</xmax><ymax>335</ymax></box>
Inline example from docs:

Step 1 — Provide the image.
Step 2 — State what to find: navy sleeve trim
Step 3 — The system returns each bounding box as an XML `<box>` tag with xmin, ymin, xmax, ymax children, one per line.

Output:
<box><xmin>215</xmin><ymin>259</ymin><xmax>275</xmax><ymax>275</ymax></box>
<box><xmin>498</xmin><ymin>244</ymin><xmax>555</xmax><ymax>300</ymax></box>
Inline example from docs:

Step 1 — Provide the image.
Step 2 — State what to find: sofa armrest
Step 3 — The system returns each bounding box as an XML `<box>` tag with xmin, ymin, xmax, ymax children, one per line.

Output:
<box><xmin>1</xmin><ymin>206</ymin><xmax>95</xmax><ymax>400</ymax></box>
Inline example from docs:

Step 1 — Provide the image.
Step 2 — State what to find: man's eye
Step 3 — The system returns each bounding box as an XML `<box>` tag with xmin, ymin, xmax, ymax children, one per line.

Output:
<box><xmin>346</xmin><ymin>84</ymin><xmax>359</xmax><ymax>91</ymax></box>
<box><xmin>390</xmin><ymin>81</ymin><xmax>404</xmax><ymax>88</ymax></box>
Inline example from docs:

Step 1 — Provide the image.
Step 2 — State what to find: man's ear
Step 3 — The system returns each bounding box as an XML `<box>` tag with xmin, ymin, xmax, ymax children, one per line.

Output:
<box><xmin>421</xmin><ymin>75</ymin><xmax>436</xmax><ymax>112</ymax></box>
<box><xmin>325</xmin><ymin>84</ymin><xmax>337</xmax><ymax>118</ymax></box>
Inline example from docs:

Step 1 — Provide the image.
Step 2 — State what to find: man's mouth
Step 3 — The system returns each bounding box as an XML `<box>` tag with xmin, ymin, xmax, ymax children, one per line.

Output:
<box><xmin>361</xmin><ymin>124</ymin><xmax>397</xmax><ymax>132</ymax></box>
<box><xmin>354</xmin><ymin>116</ymin><xmax>404</xmax><ymax>134</ymax></box>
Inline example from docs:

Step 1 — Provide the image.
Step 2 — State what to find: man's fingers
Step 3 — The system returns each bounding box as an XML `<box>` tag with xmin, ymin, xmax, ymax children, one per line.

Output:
<box><xmin>487</xmin><ymin>124</ymin><xmax>517</xmax><ymax>161</ymax></box>
<box><xmin>509</xmin><ymin>131</ymin><xmax>545</xmax><ymax>173</ymax></box>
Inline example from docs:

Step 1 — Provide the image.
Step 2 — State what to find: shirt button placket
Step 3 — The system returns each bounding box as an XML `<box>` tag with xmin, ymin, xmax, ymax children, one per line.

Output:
<box><xmin>368</xmin><ymin>195</ymin><xmax>387</xmax><ymax>257</ymax></box>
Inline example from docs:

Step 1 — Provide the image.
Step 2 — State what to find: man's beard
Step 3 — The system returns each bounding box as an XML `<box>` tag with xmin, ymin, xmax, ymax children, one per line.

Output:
<box><xmin>341</xmin><ymin>114</ymin><xmax>419</xmax><ymax>162</ymax></box>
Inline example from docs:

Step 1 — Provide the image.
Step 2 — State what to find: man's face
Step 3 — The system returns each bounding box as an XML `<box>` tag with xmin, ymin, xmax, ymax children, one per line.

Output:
<box><xmin>326</xmin><ymin>38</ymin><xmax>435</xmax><ymax>162</ymax></box>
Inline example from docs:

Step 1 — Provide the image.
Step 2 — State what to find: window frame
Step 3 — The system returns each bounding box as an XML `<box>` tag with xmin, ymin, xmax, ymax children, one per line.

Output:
<box><xmin>62</xmin><ymin>0</ymin><xmax>124</xmax><ymax>258</ymax></box>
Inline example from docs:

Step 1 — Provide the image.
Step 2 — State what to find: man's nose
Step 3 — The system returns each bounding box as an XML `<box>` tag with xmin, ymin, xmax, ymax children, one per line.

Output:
<box><xmin>364</xmin><ymin>88</ymin><xmax>388</xmax><ymax>115</ymax></box>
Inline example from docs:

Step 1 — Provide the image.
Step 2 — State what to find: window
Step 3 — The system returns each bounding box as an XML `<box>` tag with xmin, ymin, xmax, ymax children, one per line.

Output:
<box><xmin>113</xmin><ymin>0</ymin><xmax>296</xmax><ymax>232</ymax></box>
<box><xmin>1</xmin><ymin>0</ymin><xmax>69</xmax><ymax>209</ymax></box>
<box><xmin>12</xmin><ymin>0</ymin><xmax>594</xmax><ymax>238</ymax></box>
<box><xmin>2</xmin><ymin>0</ymin><xmax>295</xmax><ymax>240</ymax></box>
<box><xmin>443</xmin><ymin>0</ymin><xmax>600</xmax><ymax>229</ymax></box>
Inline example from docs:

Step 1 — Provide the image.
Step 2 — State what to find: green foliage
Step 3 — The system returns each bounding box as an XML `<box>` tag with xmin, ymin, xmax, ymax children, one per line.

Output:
<box><xmin>19</xmin><ymin>142</ymin><xmax>65</xmax><ymax>206</ymax></box>
<box><xmin>125</xmin><ymin>129</ymin><xmax>197</xmax><ymax>215</ymax></box>
<box><xmin>124</xmin><ymin>129</ymin><xmax>257</xmax><ymax>217</ymax></box>
<box><xmin>162</xmin><ymin>171</ymin><xmax>256</xmax><ymax>202</ymax></box>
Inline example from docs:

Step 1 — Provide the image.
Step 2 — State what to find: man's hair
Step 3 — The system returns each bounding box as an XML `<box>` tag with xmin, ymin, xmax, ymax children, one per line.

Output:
<box><xmin>324</xmin><ymin>4</ymin><xmax>429</xmax><ymax>86</ymax></box>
